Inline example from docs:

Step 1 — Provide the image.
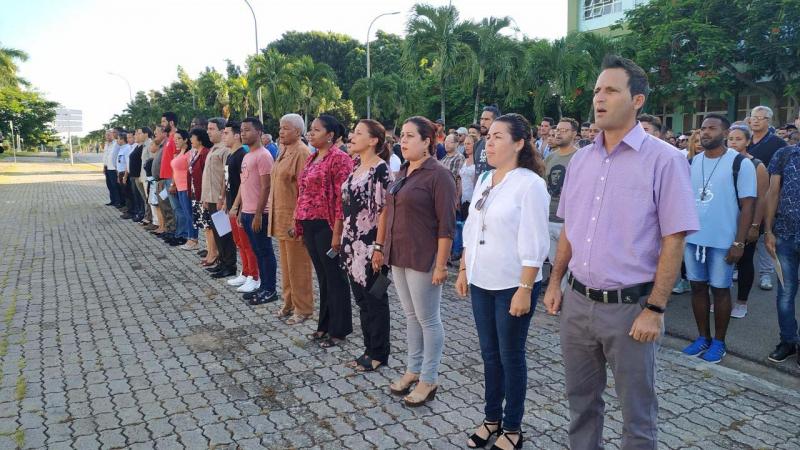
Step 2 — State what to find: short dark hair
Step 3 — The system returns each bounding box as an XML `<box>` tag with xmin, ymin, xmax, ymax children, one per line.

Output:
<box><xmin>137</xmin><ymin>126</ymin><xmax>154</xmax><ymax>138</ymax></box>
<box><xmin>482</xmin><ymin>105</ymin><xmax>501</xmax><ymax>119</ymax></box>
<box><xmin>542</xmin><ymin>117</ymin><xmax>555</xmax><ymax>126</ymax></box>
<box><xmin>162</xmin><ymin>112</ymin><xmax>178</xmax><ymax>125</ymax></box>
<box><xmin>117</xmin><ymin>131</ymin><xmax>127</xmax><ymax>141</ymax></box>
<box><xmin>208</xmin><ymin>117</ymin><xmax>227</xmax><ymax>131</ymax></box>
<box><xmin>637</xmin><ymin>114</ymin><xmax>663</xmax><ymax>131</ymax></box>
<box><xmin>559</xmin><ymin>117</ymin><xmax>580</xmax><ymax>132</ymax></box>
<box><xmin>703</xmin><ymin>113</ymin><xmax>731</xmax><ymax>130</ymax></box>
<box><xmin>581</xmin><ymin>122</ymin><xmax>591</xmax><ymax>128</ymax></box>
<box><xmin>226</xmin><ymin>120</ymin><xmax>241</xmax><ymax>135</ymax></box>
<box><xmin>468</xmin><ymin>123</ymin><xmax>481</xmax><ymax>132</ymax></box>
<box><xmin>786</xmin><ymin>124</ymin><xmax>798</xmax><ymax>131</ymax></box>
<box><xmin>241</xmin><ymin>117</ymin><xmax>264</xmax><ymax>132</ymax></box>
<box><xmin>191</xmin><ymin>116</ymin><xmax>208</xmax><ymax>130</ymax></box>
<box><xmin>601</xmin><ymin>54</ymin><xmax>650</xmax><ymax>100</ymax></box>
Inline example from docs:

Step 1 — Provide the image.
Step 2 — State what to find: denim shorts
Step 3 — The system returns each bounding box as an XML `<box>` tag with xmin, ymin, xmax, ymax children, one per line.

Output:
<box><xmin>684</xmin><ymin>243</ymin><xmax>735</xmax><ymax>288</ymax></box>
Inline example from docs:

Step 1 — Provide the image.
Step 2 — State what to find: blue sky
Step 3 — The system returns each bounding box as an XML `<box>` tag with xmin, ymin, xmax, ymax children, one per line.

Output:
<box><xmin>0</xmin><ymin>0</ymin><xmax>567</xmax><ymax>133</ymax></box>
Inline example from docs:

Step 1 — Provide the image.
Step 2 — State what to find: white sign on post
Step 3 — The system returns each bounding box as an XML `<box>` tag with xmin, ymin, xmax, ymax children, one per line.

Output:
<box><xmin>54</xmin><ymin>108</ymin><xmax>83</xmax><ymax>165</ymax></box>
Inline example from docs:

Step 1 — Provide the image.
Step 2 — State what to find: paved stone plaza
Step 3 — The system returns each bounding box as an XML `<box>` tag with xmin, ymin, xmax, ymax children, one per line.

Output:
<box><xmin>0</xmin><ymin>157</ymin><xmax>799</xmax><ymax>449</ymax></box>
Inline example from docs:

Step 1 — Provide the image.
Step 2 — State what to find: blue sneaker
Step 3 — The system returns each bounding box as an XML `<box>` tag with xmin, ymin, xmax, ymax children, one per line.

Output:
<box><xmin>682</xmin><ymin>337</ymin><xmax>710</xmax><ymax>356</ymax></box>
<box><xmin>701</xmin><ymin>339</ymin><xmax>726</xmax><ymax>363</ymax></box>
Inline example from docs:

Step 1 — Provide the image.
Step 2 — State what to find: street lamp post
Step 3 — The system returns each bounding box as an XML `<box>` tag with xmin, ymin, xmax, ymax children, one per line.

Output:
<box><xmin>366</xmin><ymin>11</ymin><xmax>400</xmax><ymax>120</ymax></box>
<box><xmin>243</xmin><ymin>0</ymin><xmax>264</xmax><ymax>123</ymax></box>
<box><xmin>8</xmin><ymin>120</ymin><xmax>16</xmax><ymax>163</ymax></box>
<box><xmin>107</xmin><ymin>72</ymin><xmax>133</xmax><ymax>102</ymax></box>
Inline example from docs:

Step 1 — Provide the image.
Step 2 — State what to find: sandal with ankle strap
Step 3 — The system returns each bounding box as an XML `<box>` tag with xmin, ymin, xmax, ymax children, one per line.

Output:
<box><xmin>403</xmin><ymin>384</ymin><xmax>438</xmax><ymax>407</ymax></box>
<box><xmin>490</xmin><ymin>430</ymin><xmax>523</xmax><ymax>450</ymax></box>
<box><xmin>467</xmin><ymin>420</ymin><xmax>502</xmax><ymax>448</ymax></box>
<box><xmin>389</xmin><ymin>375</ymin><xmax>419</xmax><ymax>396</ymax></box>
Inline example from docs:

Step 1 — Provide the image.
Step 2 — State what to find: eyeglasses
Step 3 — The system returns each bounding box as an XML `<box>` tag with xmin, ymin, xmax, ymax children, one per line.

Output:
<box><xmin>474</xmin><ymin>185</ymin><xmax>493</xmax><ymax>211</ymax></box>
<box><xmin>750</xmin><ymin>116</ymin><xmax>769</xmax><ymax>122</ymax></box>
<box><xmin>388</xmin><ymin>176</ymin><xmax>408</xmax><ymax>195</ymax></box>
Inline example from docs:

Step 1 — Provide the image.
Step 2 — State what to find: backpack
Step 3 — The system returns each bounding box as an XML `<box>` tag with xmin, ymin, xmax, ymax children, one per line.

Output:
<box><xmin>690</xmin><ymin>152</ymin><xmax>750</xmax><ymax>210</ymax></box>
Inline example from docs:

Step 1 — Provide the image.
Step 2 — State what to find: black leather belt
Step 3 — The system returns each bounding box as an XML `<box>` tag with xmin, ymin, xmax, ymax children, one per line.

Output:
<box><xmin>568</xmin><ymin>274</ymin><xmax>653</xmax><ymax>304</ymax></box>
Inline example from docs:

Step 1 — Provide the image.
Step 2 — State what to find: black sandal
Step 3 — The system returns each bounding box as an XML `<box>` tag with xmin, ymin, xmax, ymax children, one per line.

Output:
<box><xmin>354</xmin><ymin>355</ymin><xmax>386</xmax><ymax>372</ymax></box>
<box><xmin>346</xmin><ymin>354</ymin><xmax>369</xmax><ymax>369</ymax></box>
<box><xmin>319</xmin><ymin>337</ymin><xmax>339</xmax><ymax>348</ymax></box>
<box><xmin>490</xmin><ymin>430</ymin><xmax>523</xmax><ymax>450</ymax></box>
<box><xmin>467</xmin><ymin>420</ymin><xmax>501</xmax><ymax>448</ymax></box>
<box><xmin>308</xmin><ymin>331</ymin><xmax>327</xmax><ymax>341</ymax></box>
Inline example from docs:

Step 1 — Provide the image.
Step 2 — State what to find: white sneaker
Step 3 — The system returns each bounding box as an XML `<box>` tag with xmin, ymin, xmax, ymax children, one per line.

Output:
<box><xmin>731</xmin><ymin>303</ymin><xmax>748</xmax><ymax>319</ymax></box>
<box><xmin>227</xmin><ymin>274</ymin><xmax>247</xmax><ymax>286</ymax></box>
<box><xmin>732</xmin><ymin>270</ymin><xmax>738</xmax><ymax>281</ymax></box>
<box><xmin>237</xmin><ymin>277</ymin><xmax>260</xmax><ymax>293</ymax></box>
<box><xmin>759</xmin><ymin>274</ymin><xmax>773</xmax><ymax>290</ymax></box>
<box><xmin>710</xmin><ymin>303</ymin><xmax>715</xmax><ymax>313</ymax></box>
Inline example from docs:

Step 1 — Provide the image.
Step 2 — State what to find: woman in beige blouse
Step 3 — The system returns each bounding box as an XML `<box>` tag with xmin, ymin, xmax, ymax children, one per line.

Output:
<box><xmin>268</xmin><ymin>113</ymin><xmax>314</xmax><ymax>325</ymax></box>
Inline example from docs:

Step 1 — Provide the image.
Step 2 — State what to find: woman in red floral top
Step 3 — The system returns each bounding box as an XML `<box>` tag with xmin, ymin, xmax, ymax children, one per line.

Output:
<box><xmin>187</xmin><ymin>128</ymin><xmax>212</xmax><ymax>254</ymax></box>
<box><xmin>293</xmin><ymin>115</ymin><xmax>354</xmax><ymax>348</ymax></box>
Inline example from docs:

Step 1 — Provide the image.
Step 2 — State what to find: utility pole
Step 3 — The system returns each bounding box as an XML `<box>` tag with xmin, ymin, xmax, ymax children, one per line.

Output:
<box><xmin>243</xmin><ymin>0</ymin><xmax>264</xmax><ymax>123</ymax></box>
<box><xmin>366</xmin><ymin>11</ymin><xmax>400</xmax><ymax>119</ymax></box>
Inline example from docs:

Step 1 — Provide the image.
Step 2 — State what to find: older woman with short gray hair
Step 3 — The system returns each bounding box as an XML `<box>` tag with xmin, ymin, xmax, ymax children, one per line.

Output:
<box><xmin>267</xmin><ymin>113</ymin><xmax>315</xmax><ymax>324</ymax></box>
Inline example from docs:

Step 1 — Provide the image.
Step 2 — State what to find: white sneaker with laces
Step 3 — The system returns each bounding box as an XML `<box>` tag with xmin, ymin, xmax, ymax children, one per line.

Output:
<box><xmin>731</xmin><ymin>303</ymin><xmax>748</xmax><ymax>318</ymax></box>
<box><xmin>759</xmin><ymin>274</ymin><xmax>773</xmax><ymax>290</ymax></box>
<box><xmin>237</xmin><ymin>277</ymin><xmax>260</xmax><ymax>293</ymax></box>
<box><xmin>227</xmin><ymin>274</ymin><xmax>247</xmax><ymax>286</ymax></box>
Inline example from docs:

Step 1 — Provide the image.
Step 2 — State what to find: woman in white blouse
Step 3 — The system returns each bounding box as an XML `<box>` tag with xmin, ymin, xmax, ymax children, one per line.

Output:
<box><xmin>455</xmin><ymin>113</ymin><xmax>549</xmax><ymax>450</ymax></box>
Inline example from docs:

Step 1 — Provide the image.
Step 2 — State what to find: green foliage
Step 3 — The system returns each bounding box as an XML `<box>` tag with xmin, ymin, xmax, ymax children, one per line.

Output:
<box><xmin>620</xmin><ymin>0</ymin><xmax>800</xmax><ymax>108</ymax></box>
<box><xmin>98</xmin><ymin>1</ymin><xmax>796</xmax><ymax>136</ymax></box>
<box><xmin>0</xmin><ymin>86</ymin><xmax>58</xmax><ymax>147</ymax></box>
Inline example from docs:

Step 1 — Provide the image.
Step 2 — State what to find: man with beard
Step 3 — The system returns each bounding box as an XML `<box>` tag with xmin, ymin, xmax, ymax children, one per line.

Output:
<box><xmin>473</xmin><ymin>105</ymin><xmax>500</xmax><ymax>177</ymax></box>
<box><xmin>682</xmin><ymin>114</ymin><xmax>756</xmax><ymax>364</ymax></box>
<box><xmin>202</xmin><ymin>118</ymin><xmax>237</xmax><ymax>277</ymax></box>
<box><xmin>545</xmin><ymin>117</ymin><xmax>579</xmax><ymax>286</ymax></box>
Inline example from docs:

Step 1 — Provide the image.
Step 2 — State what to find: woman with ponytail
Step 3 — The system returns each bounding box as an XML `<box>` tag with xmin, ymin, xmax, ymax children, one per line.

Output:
<box><xmin>455</xmin><ymin>113</ymin><xmax>549</xmax><ymax>450</ymax></box>
<box><xmin>293</xmin><ymin>114</ymin><xmax>354</xmax><ymax>348</ymax></box>
<box><xmin>378</xmin><ymin>116</ymin><xmax>457</xmax><ymax>407</ymax></box>
<box><xmin>341</xmin><ymin>119</ymin><xmax>393</xmax><ymax>371</ymax></box>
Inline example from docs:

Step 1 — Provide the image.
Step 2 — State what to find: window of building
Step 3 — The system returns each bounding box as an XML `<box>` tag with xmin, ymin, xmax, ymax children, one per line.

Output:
<box><xmin>778</xmin><ymin>97</ymin><xmax>799</xmax><ymax>125</ymax></box>
<box><xmin>736</xmin><ymin>94</ymin><xmax>762</xmax><ymax>120</ymax></box>
<box><xmin>583</xmin><ymin>0</ymin><xmax>623</xmax><ymax>20</ymax></box>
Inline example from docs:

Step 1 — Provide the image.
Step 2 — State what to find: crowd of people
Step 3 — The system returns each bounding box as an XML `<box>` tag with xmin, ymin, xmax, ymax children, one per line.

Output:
<box><xmin>99</xmin><ymin>54</ymin><xmax>800</xmax><ymax>449</ymax></box>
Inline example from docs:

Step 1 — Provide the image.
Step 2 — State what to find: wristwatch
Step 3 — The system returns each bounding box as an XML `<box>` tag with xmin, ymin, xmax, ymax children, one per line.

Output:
<box><xmin>732</xmin><ymin>241</ymin><xmax>745</xmax><ymax>249</ymax></box>
<box><xmin>644</xmin><ymin>303</ymin><xmax>665</xmax><ymax>314</ymax></box>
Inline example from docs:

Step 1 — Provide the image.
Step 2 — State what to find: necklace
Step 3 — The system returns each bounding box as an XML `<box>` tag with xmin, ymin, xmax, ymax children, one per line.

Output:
<box><xmin>700</xmin><ymin>152</ymin><xmax>724</xmax><ymax>201</ymax></box>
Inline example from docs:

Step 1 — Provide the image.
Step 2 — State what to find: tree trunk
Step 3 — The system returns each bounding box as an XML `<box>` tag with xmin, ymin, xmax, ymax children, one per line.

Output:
<box><xmin>473</xmin><ymin>84</ymin><xmax>481</xmax><ymax>124</ymax></box>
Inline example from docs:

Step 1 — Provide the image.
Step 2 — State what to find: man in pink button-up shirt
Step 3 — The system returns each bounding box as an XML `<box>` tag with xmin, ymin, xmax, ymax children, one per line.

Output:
<box><xmin>544</xmin><ymin>55</ymin><xmax>699</xmax><ymax>450</ymax></box>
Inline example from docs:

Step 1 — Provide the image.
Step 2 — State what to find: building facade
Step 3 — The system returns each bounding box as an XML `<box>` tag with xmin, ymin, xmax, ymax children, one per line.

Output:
<box><xmin>567</xmin><ymin>0</ymin><xmax>798</xmax><ymax>133</ymax></box>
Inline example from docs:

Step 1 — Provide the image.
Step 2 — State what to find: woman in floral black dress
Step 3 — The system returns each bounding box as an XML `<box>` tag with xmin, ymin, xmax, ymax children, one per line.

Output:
<box><xmin>341</xmin><ymin>119</ymin><xmax>393</xmax><ymax>371</ymax></box>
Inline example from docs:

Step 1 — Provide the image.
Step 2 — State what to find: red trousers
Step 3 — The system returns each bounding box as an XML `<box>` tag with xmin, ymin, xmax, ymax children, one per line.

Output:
<box><xmin>230</xmin><ymin>216</ymin><xmax>258</xmax><ymax>279</ymax></box>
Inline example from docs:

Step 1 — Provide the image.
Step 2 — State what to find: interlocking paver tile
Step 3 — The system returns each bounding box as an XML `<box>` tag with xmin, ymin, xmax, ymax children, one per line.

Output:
<box><xmin>2</xmin><ymin>157</ymin><xmax>800</xmax><ymax>449</ymax></box>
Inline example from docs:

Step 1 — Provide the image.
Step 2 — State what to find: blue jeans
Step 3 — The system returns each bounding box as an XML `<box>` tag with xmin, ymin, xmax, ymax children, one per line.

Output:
<box><xmin>177</xmin><ymin>191</ymin><xmax>197</xmax><ymax>240</ymax></box>
<box><xmin>166</xmin><ymin>179</ymin><xmax>180</xmax><ymax>234</ymax></box>
<box><xmin>471</xmin><ymin>282</ymin><xmax>540</xmax><ymax>432</ymax></box>
<box><xmin>241</xmin><ymin>212</ymin><xmax>277</xmax><ymax>294</ymax></box>
<box><xmin>775</xmin><ymin>237</ymin><xmax>800</xmax><ymax>344</ymax></box>
<box><xmin>452</xmin><ymin>219</ymin><xmax>464</xmax><ymax>258</ymax></box>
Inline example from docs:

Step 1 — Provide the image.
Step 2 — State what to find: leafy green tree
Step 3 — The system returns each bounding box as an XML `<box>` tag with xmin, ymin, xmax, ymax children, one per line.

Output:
<box><xmin>0</xmin><ymin>86</ymin><xmax>58</xmax><ymax>147</ymax></box>
<box><xmin>248</xmin><ymin>49</ymin><xmax>301</xmax><ymax>121</ymax></box>
<box><xmin>406</xmin><ymin>3</ymin><xmax>475</xmax><ymax>124</ymax></box>
<box><xmin>268</xmin><ymin>31</ymin><xmax>359</xmax><ymax>91</ymax></box>
<box><xmin>620</xmin><ymin>0</ymin><xmax>800</xmax><ymax>110</ymax></box>
<box><xmin>288</xmin><ymin>56</ymin><xmax>341</xmax><ymax>126</ymax></box>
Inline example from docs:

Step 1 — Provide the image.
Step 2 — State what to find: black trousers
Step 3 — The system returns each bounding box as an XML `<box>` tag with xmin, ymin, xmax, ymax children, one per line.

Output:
<box><xmin>350</xmin><ymin>272</ymin><xmax>390</xmax><ymax>362</ymax></box>
<box><xmin>736</xmin><ymin>241</ymin><xmax>757</xmax><ymax>302</ymax></box>
<box><xmin>128</xmin><ymin>177</ymin><xmax>143</xmax><ymax>217</ymax></box>
<box><xmin>207</xmin><ymin>203</ymin><xmax>236</xmax><ymax>269</ymax></box>
<box><xmin>301</xmin><ymin>219</ymin><xmax>352</xmax><ymax>339</ymax></box>
<box><xmin>104</xmin><ymin>169</ymin><xmax>120</xmax><ymax>205</ymax></box>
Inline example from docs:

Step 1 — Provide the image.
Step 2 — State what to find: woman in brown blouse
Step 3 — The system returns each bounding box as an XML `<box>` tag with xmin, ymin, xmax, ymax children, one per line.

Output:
<box><xmin>268</xmin><ymin>113</ymin><xmax>314</xmax><ymax>325</ymax></box>
<box><xmin>374</xmin><ymin>116</ymin><xmax>457</xmax><ymax>407</ymax></box>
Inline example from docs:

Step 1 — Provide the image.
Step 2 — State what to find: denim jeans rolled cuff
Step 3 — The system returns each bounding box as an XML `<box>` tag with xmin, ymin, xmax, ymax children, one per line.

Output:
<box><xmin>241</xmin><ymin>212</ymin><xmax>277</xmax><ymax>293</ymax></box>
<box><xmin>470</xmin><ymin>283</ymin><xmax>539</xmax><ymax>432</ymax></box>
<box><xmin>392</xmin><ymin>265</ymin><xmax>444</xmax><ymax>384</ymax></box>
<box><xmin>775</xmin><ymin>237</ymin><xmax>800</xmax><ymax>344</ymax></box>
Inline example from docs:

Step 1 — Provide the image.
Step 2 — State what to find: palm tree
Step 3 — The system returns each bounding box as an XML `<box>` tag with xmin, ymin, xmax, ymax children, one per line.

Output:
<box><xmin>462</xmin><ymin>17</ymin><xmax>522</xmax><ymax>123</ymax></box>
<box><xmin>288</xmin><ymin>56</ymin><xmax>341</xmax><ymax>126</ymax></box>
<box><xmin>247</xmin><ymin>49</ymin><xmax>301</xmax><ymax>121</ymax></box>
<box><xmin>0</xmin><ymin>44</ymin><xmax>29</xmax><ymax>88</ymax></box>
<box><xmin>406</xmin><ymin>3</ymin><xmax>474</xmax><ymax>125</ymax></box>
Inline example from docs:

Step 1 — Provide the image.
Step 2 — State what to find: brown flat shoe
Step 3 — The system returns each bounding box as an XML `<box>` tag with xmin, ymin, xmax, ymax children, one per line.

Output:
<box><xmin>285</xmin><ymin>314</ymin><xmax>310</xmax><ymax>325</ymax></box>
